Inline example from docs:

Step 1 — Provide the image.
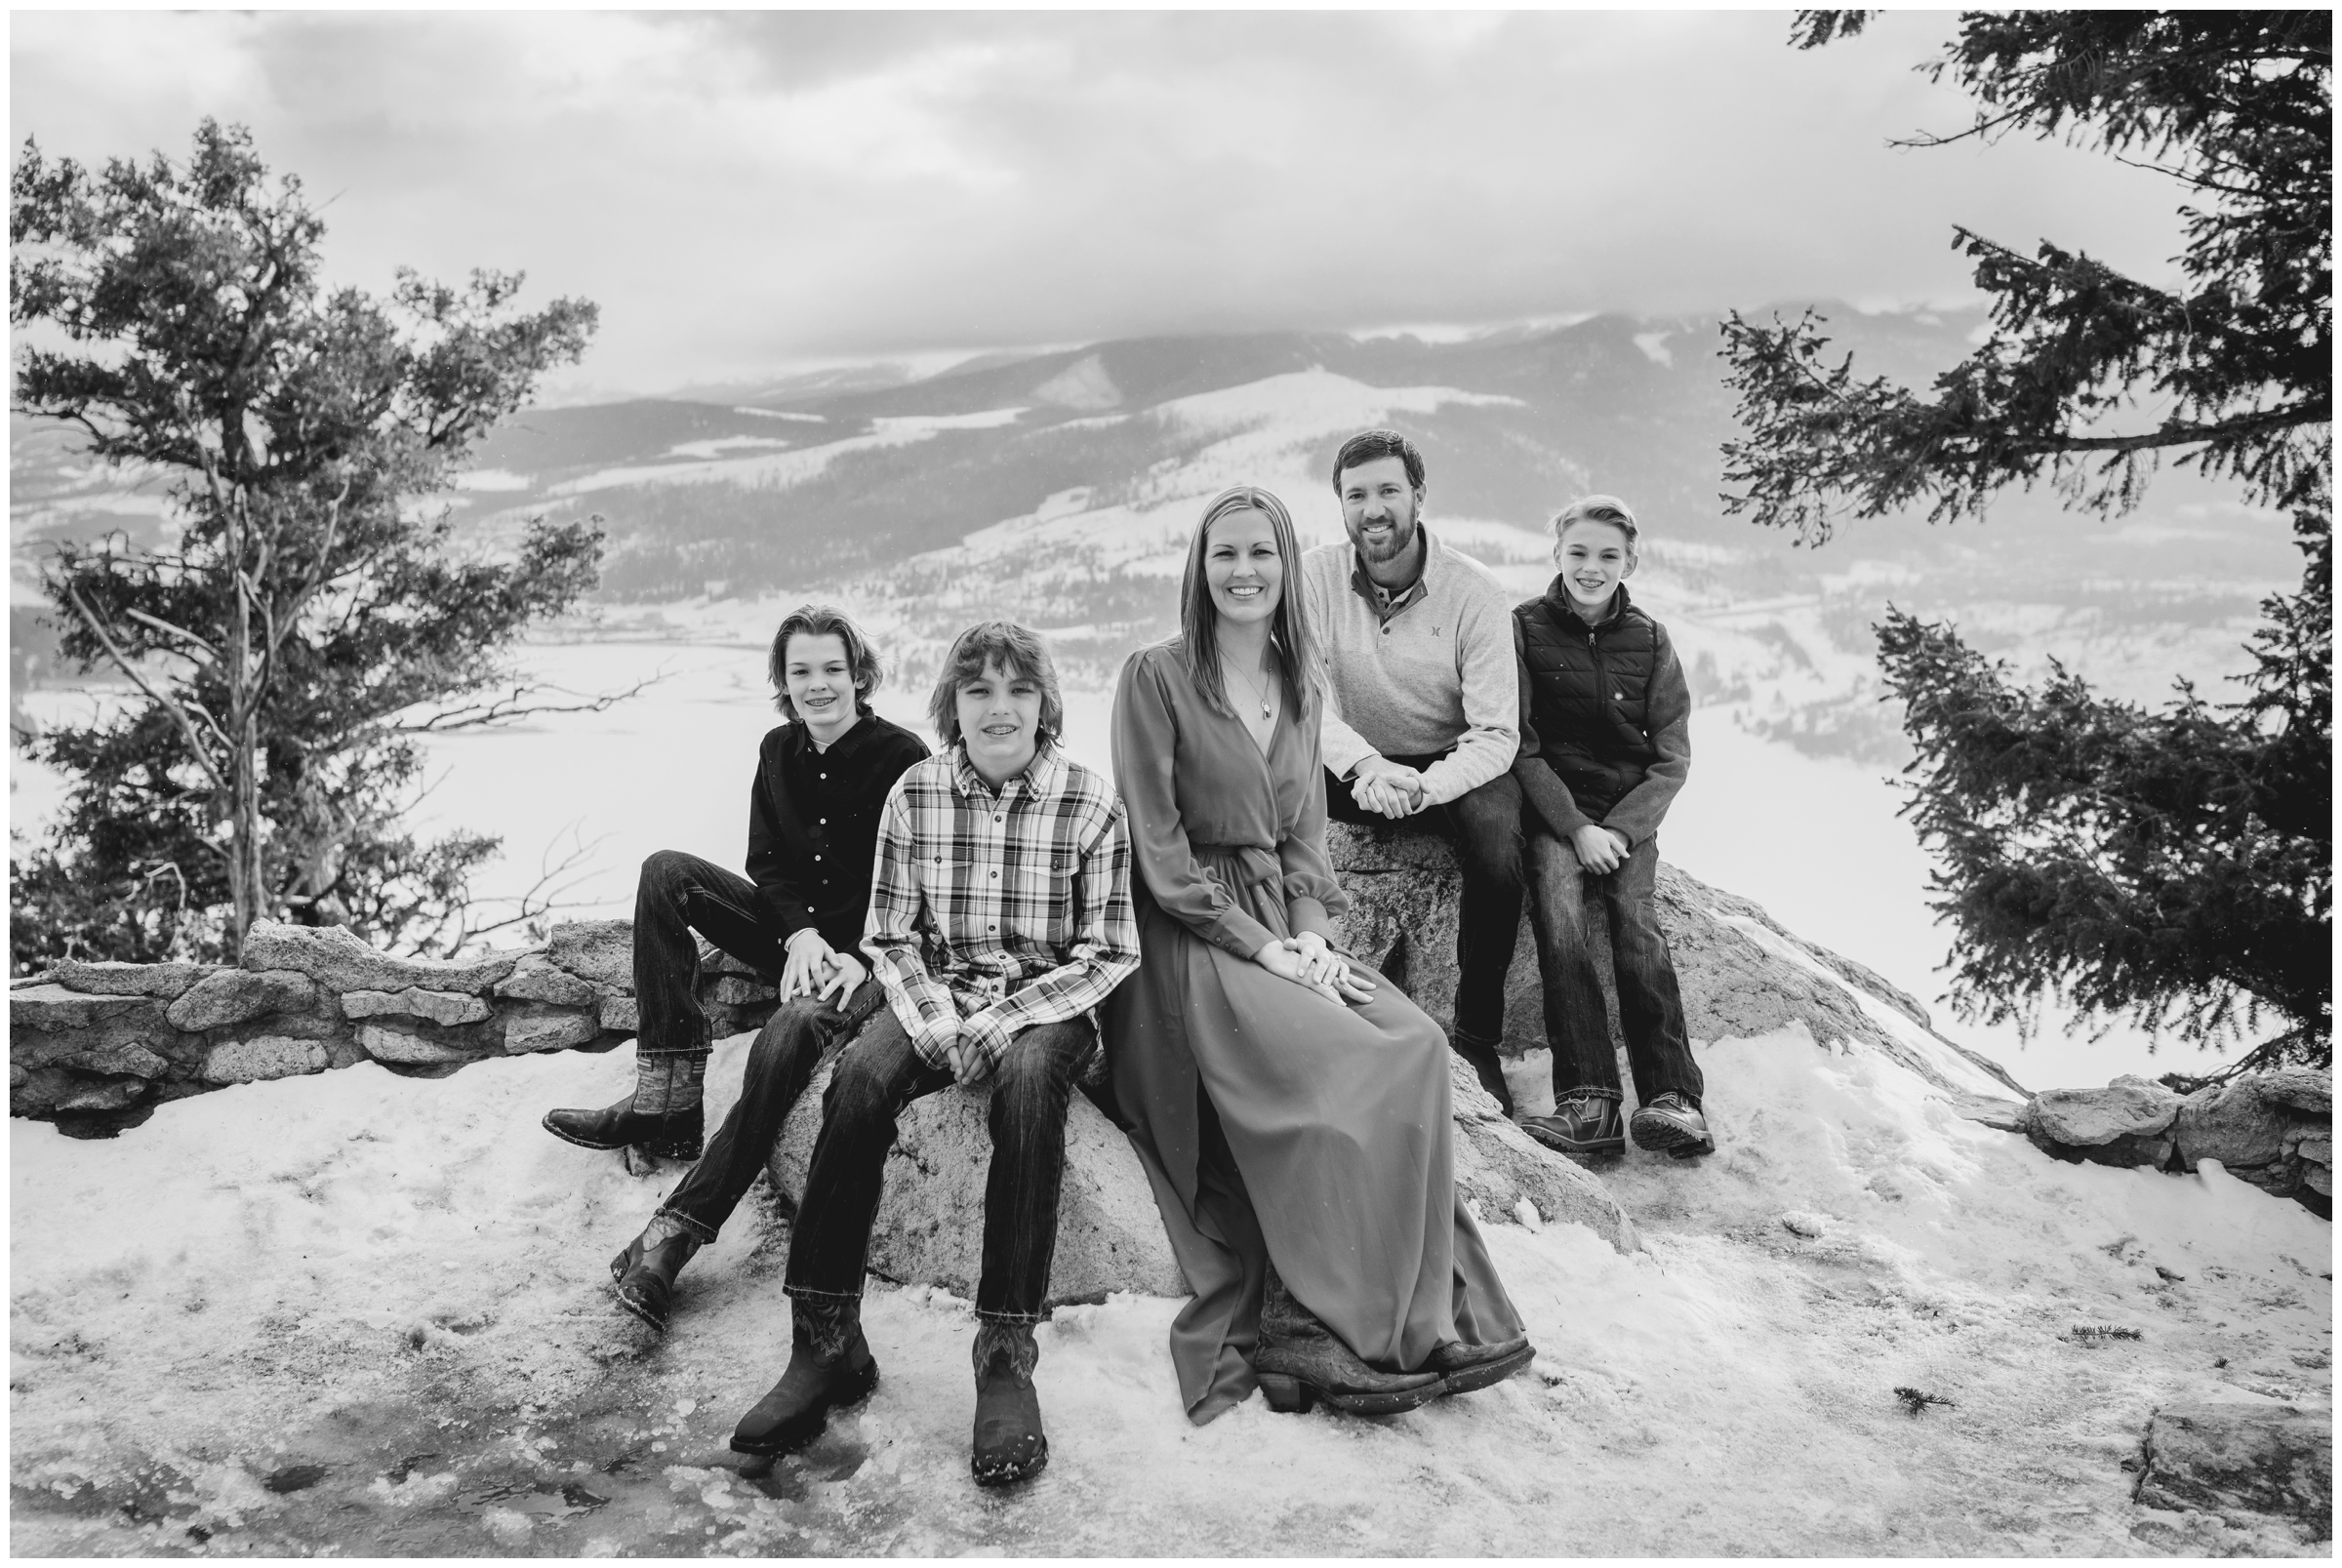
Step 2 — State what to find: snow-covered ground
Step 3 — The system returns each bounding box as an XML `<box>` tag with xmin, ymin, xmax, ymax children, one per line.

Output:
<box><xmin>12</xmin><ymin>1017</ymin><xmax>2329</xmax><ymax>1555</ymax></box>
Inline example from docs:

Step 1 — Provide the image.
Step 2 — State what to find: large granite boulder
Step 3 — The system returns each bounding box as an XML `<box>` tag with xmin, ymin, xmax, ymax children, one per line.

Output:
<box><xmin>2023</xmin><ymin>1075</ymin><xmax>2184</xmax><ymax>1169</ymax></box>
<box><xmin>2173</xmin><ymin>1069</ymin><xmax>2333</xmax><ymax>1214</ymax></box>
<box><xmin>761</xmin><ymin>1041</ymin><xmax>1641</xmax><ymax>1309</ymax></box>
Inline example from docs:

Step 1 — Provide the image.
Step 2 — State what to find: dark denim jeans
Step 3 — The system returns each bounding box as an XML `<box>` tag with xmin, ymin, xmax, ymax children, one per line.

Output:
<box><xmin>634</xmin><ymin>849</ymin><xmax>798</xmax><ymax>1062</ymax></box>
<box><xmin>656</xmin><ymin>979</ymin><xmax>889</xmax><ymax>1243</ymax></box>
<box><xmin>1325</xmin><ymin>754</ymin><xmax>1524</xmax><ymax>1107</ymax></box>
<box><xmin>1523</xmin><ymin>829</ymin><xmax>1702</xmax><ymax>1108</ymax></box>
<box><xmin>783</xmin><ymin>1007</ymin><xmax>1098</xmax><ymax>1324</ymax></box>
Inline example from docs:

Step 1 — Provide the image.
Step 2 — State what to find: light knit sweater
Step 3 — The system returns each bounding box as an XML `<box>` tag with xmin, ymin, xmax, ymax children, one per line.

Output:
<box><xmin>1299</xmin><ymin>530</ymin><xmax>1520</xmax><ymax>807</ymax></box>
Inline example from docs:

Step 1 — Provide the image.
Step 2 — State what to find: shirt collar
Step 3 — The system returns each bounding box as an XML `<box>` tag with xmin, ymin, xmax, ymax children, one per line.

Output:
<box><xmin>789</xmin><ymin>708</ymin><xmax>874</xmax><ymax>759</ymax></box>
<box><xmin>949</xmin><ymin>736</ymin><xmax>1061</xmax><ymax>800</ymax></box>
<box><xmin>1350</xmin><ymin>525</ymin><xmax>1435</xmax><ymax>620</ymax></box>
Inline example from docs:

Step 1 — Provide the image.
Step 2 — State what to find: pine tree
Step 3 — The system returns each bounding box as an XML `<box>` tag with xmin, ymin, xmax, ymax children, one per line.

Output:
<box><xmin>12</xmin><ymin>121</ymin><xmax>613</xmax><ymax>966</ymax></box>
<box><xmin>1720</xmin><ymin>13</ymin><xmax>2331</xmax><ymax>1067</ymax></box>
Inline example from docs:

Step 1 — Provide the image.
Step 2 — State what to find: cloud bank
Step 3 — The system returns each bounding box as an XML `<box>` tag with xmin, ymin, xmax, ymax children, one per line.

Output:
<box><xmin>12</xmin><ymin>11</ymin><xmax>2187</xmax><ymax>394</ymax></box>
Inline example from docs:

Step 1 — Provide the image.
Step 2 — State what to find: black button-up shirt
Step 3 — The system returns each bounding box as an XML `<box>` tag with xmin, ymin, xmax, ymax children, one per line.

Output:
<box><xmin>745</xmin><ymin>711</ymin><xmax>931</xmax><ymax>952</ymax></box>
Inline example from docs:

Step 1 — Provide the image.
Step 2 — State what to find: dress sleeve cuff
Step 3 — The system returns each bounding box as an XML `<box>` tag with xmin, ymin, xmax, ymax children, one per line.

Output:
<box><xmin>1213</xmin><ymin>909</ymin><xmax>1277</xmax><ymax>961</ymax></box>
<box><xmin>1286</xmin><ymin>897</ymin><xmax>1333</xmax><ymax>942</ymax></box>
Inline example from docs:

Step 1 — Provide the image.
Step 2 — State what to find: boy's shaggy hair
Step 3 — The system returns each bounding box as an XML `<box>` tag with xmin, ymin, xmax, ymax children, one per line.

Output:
<box><xmin>768</xmin><ymin>603</ymin><xmax>884</xmax><ymax>718</ymax></box>
<box><xmin>1551</xmin><ymin>494</ymin><xmax>1642</xmax><ymax>554</ymax></box>
<box><xmin>926</xmin><ymin>621</ymin><xmax>1065</xmax><ymax>747</ymax></box>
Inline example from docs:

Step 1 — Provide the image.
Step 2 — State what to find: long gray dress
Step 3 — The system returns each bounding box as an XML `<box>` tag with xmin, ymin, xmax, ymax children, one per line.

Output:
<box><xmin>1103</xmin><ymin>640</ymin><xmax>1522</xmax><ymax>1425</ymax></box>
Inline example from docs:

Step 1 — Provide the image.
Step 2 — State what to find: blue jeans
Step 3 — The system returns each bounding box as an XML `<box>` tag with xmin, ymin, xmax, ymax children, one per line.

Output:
<box><xmin>1523</xmin><ymin>830</ymin><xmax>1702</xmax><ymax>1108</ymax></box>
<box><xmin>656</xmin><ymin>980</ymin><xmax>889</xmax><ymax>1242</ymax></box>
<box><xmin>783</xmin><ymin>1007</ymin><xmax>1098</xmax><ymax>1324</ymax></box>
<box><xmin>632</xmin><ymin>849</ymin><xmax>793</xmax><ymax>1063</ymax></box>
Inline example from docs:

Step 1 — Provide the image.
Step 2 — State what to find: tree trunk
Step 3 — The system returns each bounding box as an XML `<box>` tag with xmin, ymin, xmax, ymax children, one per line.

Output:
<box><xmin>226</xmin><ymin>711</ymin><xmax>265</xmax><ymax>960</ymax></box>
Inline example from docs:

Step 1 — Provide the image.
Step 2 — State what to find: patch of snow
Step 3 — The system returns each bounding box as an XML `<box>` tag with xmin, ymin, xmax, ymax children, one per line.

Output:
<box><xmin>664</xmin><ymin>437</ymin><xmax>794</xmax><ymax>461</ymax></box>
<box><xmin>1155</xmin><ymin>368</ymin><xmax>1523</xmax><ymax>435</ymax></box>
<box><xmin>547</xmin><ymin>410</ymin><xmax>1020</xmax><ymax>498</ymax></box>
<box><xmin>1632</xmin><ymin>331</ymin><xmax>1675</xmax><ymax>367</ymax></box>
<box><xmin>731</xmin><ymin>407</ymin><xmax>827</xmax><ymax>422</ymax></box>
<box><xmin>868</xmin><ymin>408</ymin><xmax>1027</xmax><ymax>435</ymax></box>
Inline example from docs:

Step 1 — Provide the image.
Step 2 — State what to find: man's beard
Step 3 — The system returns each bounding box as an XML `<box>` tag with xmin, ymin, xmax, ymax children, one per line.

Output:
<box><xmin>1351</xmin><ymin>504</ymin><xmax>1419</xmax><ymax>565</ymax></box>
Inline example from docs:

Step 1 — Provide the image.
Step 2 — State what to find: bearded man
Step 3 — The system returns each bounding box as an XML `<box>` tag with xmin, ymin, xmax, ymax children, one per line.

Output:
<box><xmin>1299</xmin><ymin>428</ymin><xmax>1524</xmax><ymax>1111</ymax></box>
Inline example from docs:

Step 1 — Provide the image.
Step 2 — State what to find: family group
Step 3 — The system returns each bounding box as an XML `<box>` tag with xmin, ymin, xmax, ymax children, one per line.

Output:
<box><xmin>540</xmin><ymin>428</ymin><xmax>1707</xmax><ymax>1487</ymax></box>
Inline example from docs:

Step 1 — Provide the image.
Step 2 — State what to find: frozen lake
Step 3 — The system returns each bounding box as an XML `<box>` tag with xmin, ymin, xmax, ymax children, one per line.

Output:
<box><xmin>12</xmin><ymin>627</ymin><xmax>2209</xmax><ymax>1091</ymax></box>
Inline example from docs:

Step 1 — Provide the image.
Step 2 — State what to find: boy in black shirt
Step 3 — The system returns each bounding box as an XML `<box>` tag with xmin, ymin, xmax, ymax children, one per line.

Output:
<box><xmin>542</xmin><ymin>604</ymin><xmax>928</xmax><ymax>1328</ymax></box>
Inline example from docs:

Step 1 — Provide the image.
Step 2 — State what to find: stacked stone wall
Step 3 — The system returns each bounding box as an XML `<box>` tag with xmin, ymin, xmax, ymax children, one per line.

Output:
<box><xmin>10</xmin><ymin>917</ymin><xmax>790</xmax><ymax>1134</ymax></box>
<box><xmin>12</xmin><ymin>824</ymin><xmax>2330</xmax><ymax>1218</ymax></box>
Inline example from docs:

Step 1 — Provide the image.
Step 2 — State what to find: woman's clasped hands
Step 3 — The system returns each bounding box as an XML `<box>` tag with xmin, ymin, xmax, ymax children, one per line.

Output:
<box><xmin>1252</xmin><ymin>929</ymin><xmax>1377</xmax><ymax>1007</ymax></box>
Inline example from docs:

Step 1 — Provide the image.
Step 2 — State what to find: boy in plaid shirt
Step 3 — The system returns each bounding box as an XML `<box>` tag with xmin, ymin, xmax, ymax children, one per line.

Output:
<box><xmin>728</xmin><ymin>621</ymin><xmax>1139</xmax><ymax>1489</ymax></box>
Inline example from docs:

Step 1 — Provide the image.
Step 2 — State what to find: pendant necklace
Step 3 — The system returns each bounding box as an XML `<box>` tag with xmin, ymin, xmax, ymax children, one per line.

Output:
<box><xmin>1223</xmin><ymin>651</ymin><xmax>1277</xmax><ymax>722</ymax></box>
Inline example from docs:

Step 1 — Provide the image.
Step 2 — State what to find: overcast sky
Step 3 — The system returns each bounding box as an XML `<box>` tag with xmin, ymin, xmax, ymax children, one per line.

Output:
<box><xmin>14</xmin><ymin>10</ymin><xmax>2188</xmax><ymax>398</ymax></box>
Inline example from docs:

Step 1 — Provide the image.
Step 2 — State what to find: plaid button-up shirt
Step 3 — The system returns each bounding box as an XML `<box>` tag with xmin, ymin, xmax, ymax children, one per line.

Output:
<box><xmin>861</xmin><ymin>740</ymin><xmax>1140</xmax><ymax>1074</ymax></box>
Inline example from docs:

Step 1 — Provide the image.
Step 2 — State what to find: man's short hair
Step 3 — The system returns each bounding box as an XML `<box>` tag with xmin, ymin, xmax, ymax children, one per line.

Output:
<box><xmin>768</xmin><ymin>603</ymin><xmax>884</xmax><ymax>718</ymax></box>
<box><xmin>1330</xmin><ymin>428</ymin><xmax>1427</xmax><ymax>495</ymax></box>
<box><xmin>926</xmin><ymin>621</ymin><xmax>1066</xmax><ymax>747</ymax></box>
<box><xmin>1551</xmin><ymin>494</ymin><xmax>1642</xmax><ymax>555</ymax></box>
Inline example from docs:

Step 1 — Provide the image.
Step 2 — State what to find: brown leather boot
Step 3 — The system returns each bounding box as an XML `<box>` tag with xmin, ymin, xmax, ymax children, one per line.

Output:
<box><xmin>544</xmin><ymin>1050</ymin><xmax>707</xmax><ymax>1159</ymax></box>
<box><xmin>730</xmin><ymin>1298</ymin><xmax>879</xmax><ymax>1457</ymax></box>
<box><xmin>970</xmin><ymin>1320</ymin><xmax>1048</xmax><ymax>1487</ymax></box>
<box><xmin>1254</xmin><ymin>1264</ymin><xmax>1442</xmax><ymax>1416</ymax></box>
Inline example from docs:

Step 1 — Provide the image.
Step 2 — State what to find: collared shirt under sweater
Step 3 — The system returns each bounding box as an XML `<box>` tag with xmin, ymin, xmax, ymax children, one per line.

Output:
<box><xmin>1299</xmin><ymin>526</ymin><xmax>1519</xmax><ymax>807</ymax></box>
<box><xmin>861</xmin><ymin>739</ymin><xmax>1141</xmax><ymax>1072</ymax></box>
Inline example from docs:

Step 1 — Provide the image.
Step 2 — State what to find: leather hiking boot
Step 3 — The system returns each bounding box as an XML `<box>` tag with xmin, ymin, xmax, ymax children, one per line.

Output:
<box><xmin>610</xmin><ymin>1223</ymin><xmax>703</xmax><ymax>1333</ymax></box>
<box><xmin>1519</xmin><ymin>1093</ymin><xmax>1626</xmax><ymax>1158</ymax></box>
<box><xmin>730</xmin><ymin>1300</ymin><xmax>879</xmax><ymax>1457</ymax></box>
<box><xmin>1255</xmin><ymin>1266</ymin><xmax>1441</xmax><ymax>1417</ymax></box>
<box><xmin>969</xmin><ymin>1321</ymin><xmax>1048</xmax><ymax>1488</ymax></box>
<box><xmin>1630</xmin><ymin>1092</ymin><xmax>1715</xmax><ymax>1157</ymax></box>
<box><xmin>543</xmin><ymin>1097</ymin><xmax>705</xmax><ymax>1161</ymax></box>
<box><xmin>1428</xmin><ymin>1334</ymin><xmax>1535</xmax><ymax>1396</ymax></box>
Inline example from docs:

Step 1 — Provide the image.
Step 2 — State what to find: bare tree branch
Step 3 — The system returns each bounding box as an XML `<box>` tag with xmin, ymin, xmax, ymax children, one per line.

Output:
<box><xmin>62</xmin><ymin>583</ymin><xmax>232</xmax><ymax>787</ymax></box>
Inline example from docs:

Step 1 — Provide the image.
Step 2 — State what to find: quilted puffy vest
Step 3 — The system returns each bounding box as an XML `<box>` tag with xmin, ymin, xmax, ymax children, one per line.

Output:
<box><xmin>1514</xmin><ymin>581</ymin><xmax>1664</xmax><ymax>818</ymax></box>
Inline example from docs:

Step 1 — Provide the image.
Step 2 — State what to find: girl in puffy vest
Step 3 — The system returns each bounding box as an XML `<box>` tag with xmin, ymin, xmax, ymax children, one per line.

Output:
<box><xmin>1509</xmin><ymin>495</ymin><xmax>1713</xmax><ymax>1159</ymax></box>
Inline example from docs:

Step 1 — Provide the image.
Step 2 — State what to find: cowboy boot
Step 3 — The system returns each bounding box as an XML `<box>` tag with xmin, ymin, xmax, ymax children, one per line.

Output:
<box><xmin>1254</xmin><ymin>1263</ymin><xmax>1442</xmax><ymax>1416</ymax></box>
<box><xmin>1427</xmin><ymin>1333</ymin><xmax>1536</xmax><ymax>1395</ymax></box>
<box><xmin>609</xmin><ymin>1213</ymin><xmax>704</xmax><ymax>1333</ymax></box>
<box><xmin>545</xmin><ymin>1049</ymin><xmax>707</xmax><ymax>1159</ymax></box>
<box><xmin>970</xmin><ymin>1319</ymin><xmax>1049</xmax><ymax>1487</ymax></box>
<box><xmin>730</xmin><ymin>1297</ymin><xmax>879</xmax><ymax>1457</ymax></box>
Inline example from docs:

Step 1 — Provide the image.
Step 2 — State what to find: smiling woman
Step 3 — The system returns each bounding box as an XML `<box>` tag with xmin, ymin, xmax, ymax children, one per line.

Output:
<box><xmin>1105</xmin><ymin>483</ymin><xmax>1534</xmax><ymax>1427</ymax></box>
